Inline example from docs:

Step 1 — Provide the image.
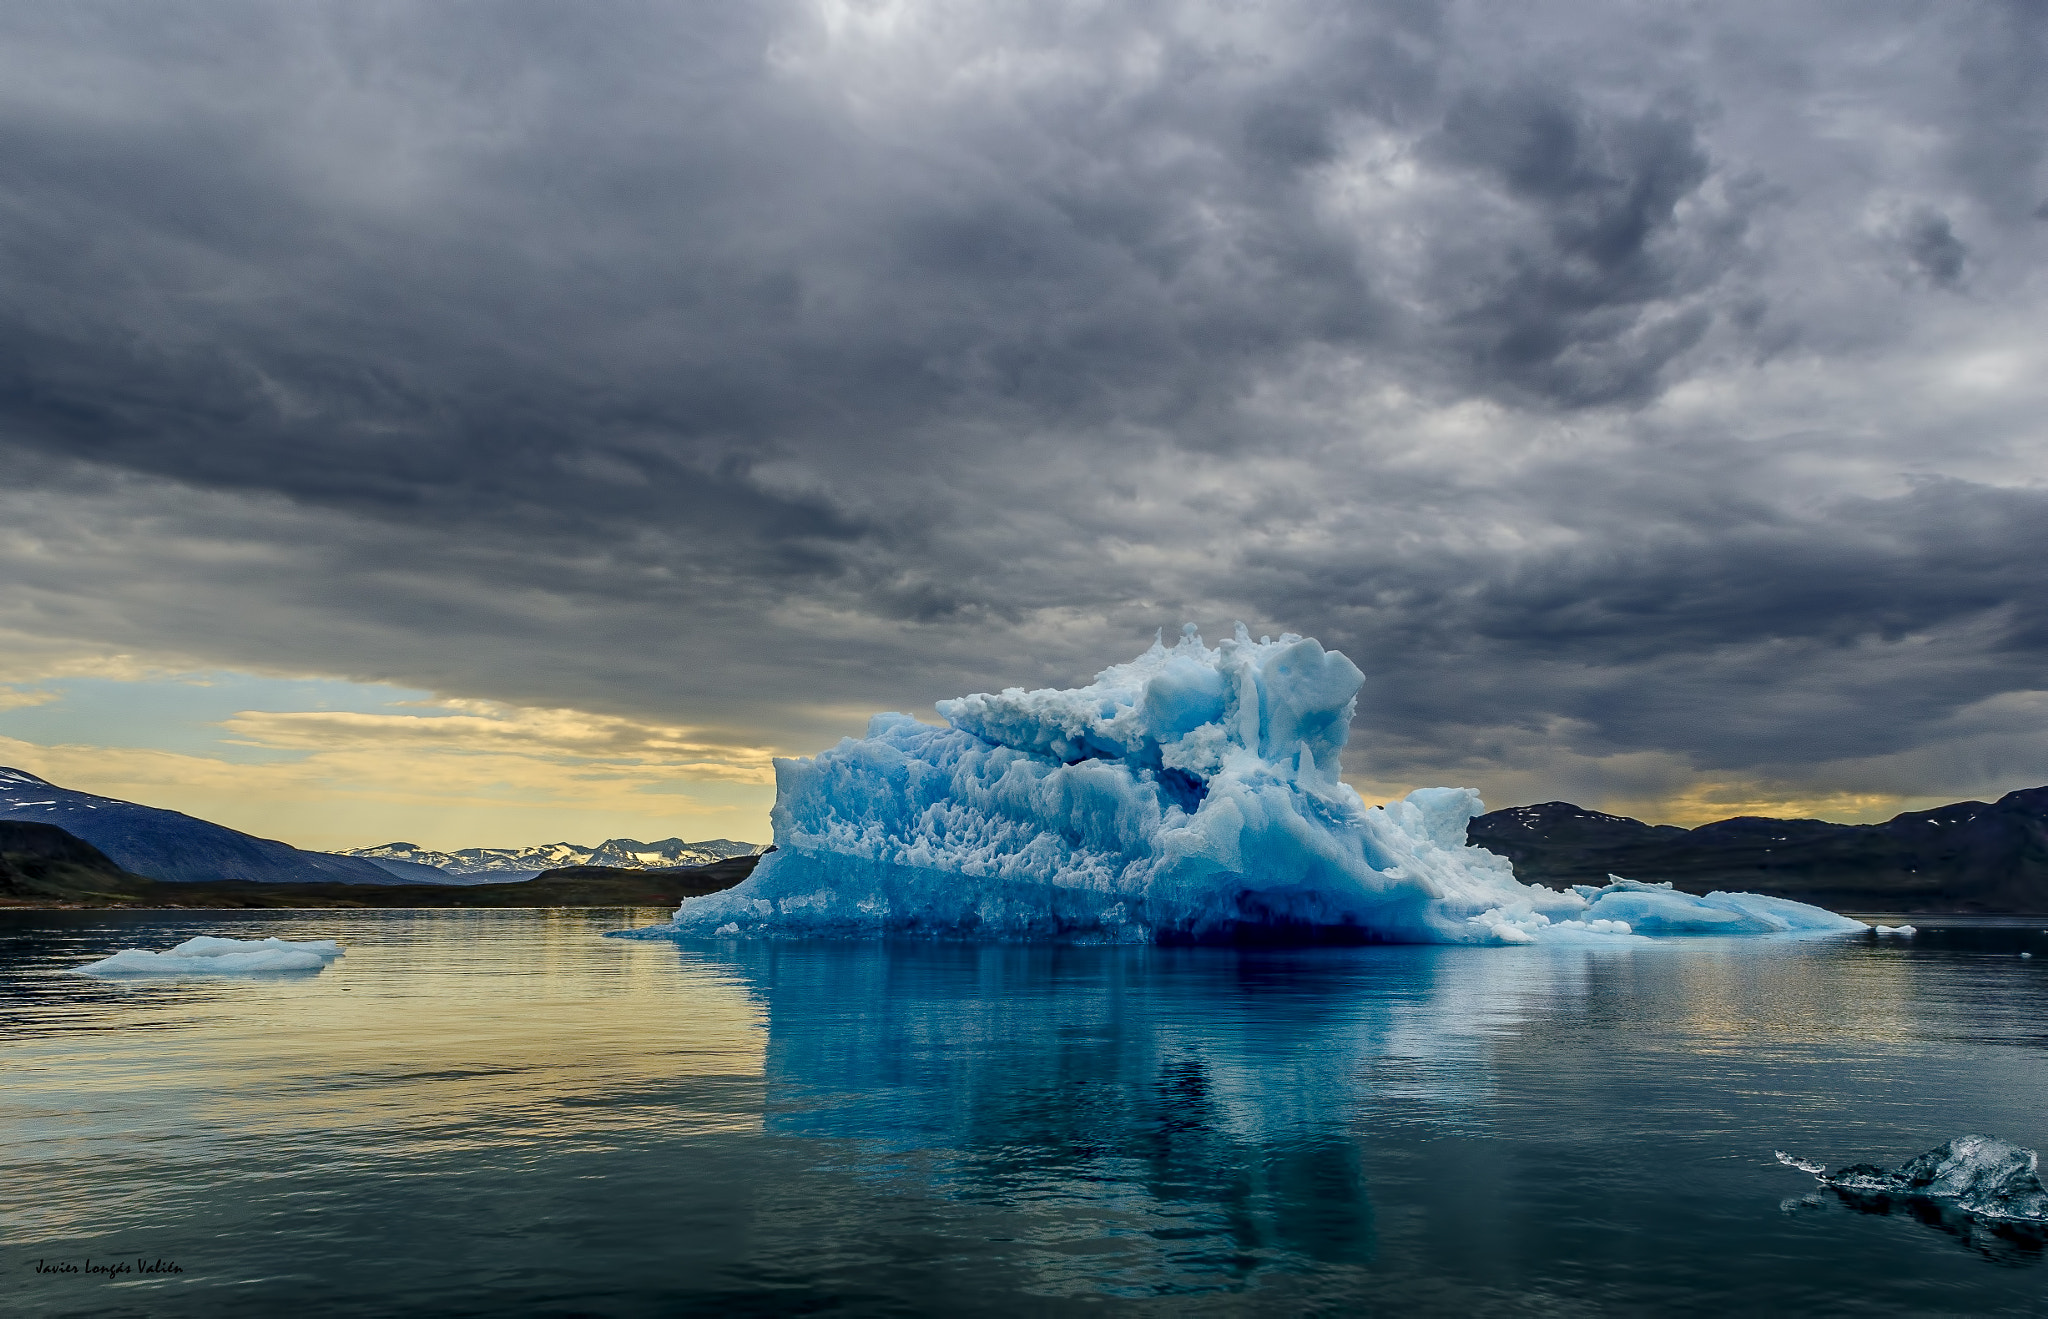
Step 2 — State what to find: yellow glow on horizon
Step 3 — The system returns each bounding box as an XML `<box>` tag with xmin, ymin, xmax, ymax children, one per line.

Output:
<box><xmin>1344</xmin><ymin>772</ymin><xmax>1943</xmax><ymax>829</ymax></box>
<box><xmin>1606</xmin><ymin>784</ymin><xmax>1943</xmax><ymax>828</ymax></box>
<box><xmin>0</xmin><ymin>705</ymin><xmax>783</xmax><ymax>852</ymax></box>
<box><xmin>0</xmin><ymin>640</ymin><xmax>795</xmax><ymax>850</ymax></box>
<box><xmin>221</xmin><ymin>702</ymin><xmax>780</xmax><ymax>784</ymax></box>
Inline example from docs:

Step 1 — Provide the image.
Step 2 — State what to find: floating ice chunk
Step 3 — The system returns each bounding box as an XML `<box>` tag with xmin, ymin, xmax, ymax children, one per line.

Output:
<box><xmin>71</xmin><ymin>935</ymin><xmax>345</xmax><ymax>976</ymax></box>
<box><xmin>1568</xmin><ymin>879</ymin><xmax>1864</xmax><ymax>936</ymax></box>
<box><xmin>1776</xmin><ymin>1151</ymin><xmax>1826</xmax><ymax>1175</ymax></box>
<box><xmin>1792</xmin><ymin>1137</ymin><xmax>2048</xmax><ymax>1223</ymax></box>
<box><xmin>1873</xmin><ymin>924</ymin><xmax>1917</xmax><ymax>936</ymax></box>
<box><xmin>617</xmin><ymin>629</ymin><xmax>1865</xmax><ymax>946</ymax></box>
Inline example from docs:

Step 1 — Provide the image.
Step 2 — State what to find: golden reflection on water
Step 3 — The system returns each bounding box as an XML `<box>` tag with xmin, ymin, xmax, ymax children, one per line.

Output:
<box><xmin>1583</xmin><ymin>941</ymin><xmax>1926</xmax><ymax>1052</ymax></box>
<box><xmin>1</xmin><ymin>910</ymin><xmax>766</xmax><ymax>1237</ymax></box>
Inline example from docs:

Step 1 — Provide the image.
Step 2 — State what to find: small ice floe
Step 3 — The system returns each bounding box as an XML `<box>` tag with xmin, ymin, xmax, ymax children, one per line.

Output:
<box><xmin>1780</xmin><ymin>1136</ymin><xmax>2048</xmax><ymax>1224</ymax></box>
<box><xmin>1872</xmin><ymin>924</ymin><xmax>1917</xmax><ymax>936</ymax></box>
<box><xmin>71</xmin><ymin>935</ymin><xmax>345</xmax><ymax>976</ymax></box>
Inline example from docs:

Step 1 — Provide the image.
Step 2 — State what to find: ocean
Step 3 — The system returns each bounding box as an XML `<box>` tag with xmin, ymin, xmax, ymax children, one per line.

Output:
<box><xmin>4</xmin><ymin>908</ymin><xmax>2045</xmax><ymax>1315</ymax></box>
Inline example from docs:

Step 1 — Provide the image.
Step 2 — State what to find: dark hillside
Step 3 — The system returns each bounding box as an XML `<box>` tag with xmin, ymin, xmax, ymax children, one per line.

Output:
<box><xmin>0</xmin><ymin>820</ymin><xmax>157</xmax><ymax>903</ymax></box>
<box><xmin>1469</xmin><ymin>788</ymin><xmax>2048</xmax><ymax>913</ymax></box>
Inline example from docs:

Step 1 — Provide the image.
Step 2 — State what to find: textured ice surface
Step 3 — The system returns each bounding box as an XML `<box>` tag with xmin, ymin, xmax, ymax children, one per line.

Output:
<box><xmin>622</xmin><ymin>628</ymin><xmax>1865</xmax><ymax>945</ymax></box>
<box><xmin>1785</xmin><ymin>1137</ymin><xmax>2048</xmax><ymax>1223</ymax></box>
<box><xmin>71</xmin><ymin>935</ymin><xmax>345</xmax><ymax>975</ymax></box>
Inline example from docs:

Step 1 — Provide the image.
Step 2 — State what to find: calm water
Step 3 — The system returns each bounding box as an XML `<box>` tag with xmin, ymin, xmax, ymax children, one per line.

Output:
<box><xmin>3</xmin><ymin>910</ymin><xmax>2047</xmax><ymax>1316</ymax></box>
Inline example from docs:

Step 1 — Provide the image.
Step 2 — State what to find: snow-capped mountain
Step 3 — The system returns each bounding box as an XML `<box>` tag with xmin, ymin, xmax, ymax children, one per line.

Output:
<box><xmin>0</xmin><ymin>765</ymin><xmax>404</xmax><ymax>885</ymax></box>
<box><xmin>585</xmin><ymin>837</ymin><xmax>765</xmax><ymax>869</ymax></box>
<box><xmin>343</xmin><ymin>836</ymin><xmax>765</xmax><ymax>879</ymax></box>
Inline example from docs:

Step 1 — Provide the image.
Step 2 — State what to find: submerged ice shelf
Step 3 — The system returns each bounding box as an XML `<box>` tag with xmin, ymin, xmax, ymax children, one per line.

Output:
<box><xmin>620</xmin><ymin>628</ymin><xmax>1864</xmax><ymax>946</ymax></box>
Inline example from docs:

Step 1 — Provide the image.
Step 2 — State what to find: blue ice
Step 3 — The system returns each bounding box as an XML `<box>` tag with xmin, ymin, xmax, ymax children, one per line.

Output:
<box><xmin>620</xmin><ymin>627</ymin><xmax>1864</xmax><ymax>945</ymax></box>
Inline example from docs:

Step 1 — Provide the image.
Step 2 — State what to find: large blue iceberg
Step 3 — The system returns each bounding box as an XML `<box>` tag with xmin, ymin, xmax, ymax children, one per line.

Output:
<box><xmin>622</xmin><ymin>628</ymin><xmax>1864</xmax><ymax>945</ymax></box>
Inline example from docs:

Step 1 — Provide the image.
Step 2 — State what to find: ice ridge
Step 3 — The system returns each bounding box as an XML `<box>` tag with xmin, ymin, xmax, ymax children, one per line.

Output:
<box><xmin>618</xmin><ymin>627</ymin><xmax>1865</xmax><ymax>945</ymax></box>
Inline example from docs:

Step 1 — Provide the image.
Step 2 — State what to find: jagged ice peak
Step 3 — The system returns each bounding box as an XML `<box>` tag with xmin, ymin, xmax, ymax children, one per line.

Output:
<box><xmin>617</xmin><ymin>626</ymin><xmax>1864</xmax><ymax>945</ymax></box>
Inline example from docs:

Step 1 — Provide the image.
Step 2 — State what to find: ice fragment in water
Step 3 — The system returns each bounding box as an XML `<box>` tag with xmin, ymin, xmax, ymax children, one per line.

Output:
<box><xmin>620</xmin><ymin>629</ymin><xmax>1867</xmax><ymax>944</ymax></box>
<box><xmin>1873</xmin><ymin>924</ymin><xmax>1916</xmax><ymax>936</ymax></box>
<box><xmin>1782</xmin><ymin>1136</ymin><xmax>2048</xmax><ymax>1223</ymax></box>
<box><xmin>72</xmin><ymin>935</ymin><xmax>345</xmax><ymax>975</ymax></box>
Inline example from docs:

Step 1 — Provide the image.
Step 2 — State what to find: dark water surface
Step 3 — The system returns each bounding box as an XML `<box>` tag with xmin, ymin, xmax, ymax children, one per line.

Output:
<box><xmin>3</xmin><ymin>909</ymin><xmax>2046</xmax><ymax>1316</ymax></box>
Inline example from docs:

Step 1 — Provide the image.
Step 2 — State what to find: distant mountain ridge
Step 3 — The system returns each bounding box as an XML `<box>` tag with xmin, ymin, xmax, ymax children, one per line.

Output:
<box><xmin>1468</xmin><ymin>787</ymin><xmax>2048</xmax><ymax>913</ymax></box>
<box><xmin>0</xmin><ymin>766</ymin><xmax>402</xmax><ymax>885</ymax></box>
<box><xmin>0</xmin><ymin>815</ymin><xmax>767</xmax><ymax>908</ymax></box>
<box><xmin>343</xmin><ymin>836</ymin><xmax>766</xmax><ymax>879</ymax></box>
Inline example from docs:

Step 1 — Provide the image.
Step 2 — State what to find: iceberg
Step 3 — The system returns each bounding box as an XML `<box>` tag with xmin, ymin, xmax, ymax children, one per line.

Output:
<box><xmin>620</xmin><ymin>627</ymin><xmax>1865</xmax><ymax>945</ymax></box>
<box><xmin>71</xmin><ymin>934</ymin><xmax>346</xmax><ymax>975</ymax></box>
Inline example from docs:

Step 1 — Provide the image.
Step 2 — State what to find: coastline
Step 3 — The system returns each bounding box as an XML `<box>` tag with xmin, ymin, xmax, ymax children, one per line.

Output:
<box><xmin>0</xmin><ymin>856</ymin><xmax>759</xmax><ymax>911</ymax></box>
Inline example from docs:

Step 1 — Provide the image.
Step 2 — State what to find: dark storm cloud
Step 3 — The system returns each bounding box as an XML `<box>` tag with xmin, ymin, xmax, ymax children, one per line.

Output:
<box><xmin>1901</xmin><ymin>209</ymin><xmax>1968</xmax><ymax>287</ymax></box>
<box><xmin>1273</xmin><ymin>473</ymin><xmax>2048</xmax><ymax>761</ymax></box>
<box><xmin>1424</xmin><ymin>83</ymin><xmax>1719</xmax><ymax>404</ymax></box>
<box><xmin>0</xmin><ymin>0</ymin><xmax>2045</xmax><ymax>810</ymax></box>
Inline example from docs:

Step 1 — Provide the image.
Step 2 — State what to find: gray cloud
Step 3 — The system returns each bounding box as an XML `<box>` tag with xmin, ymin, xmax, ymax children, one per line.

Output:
<box><xmin>1901</xmin><ymin>209</ymin><xmax>1968</xmax><ymax>287</ymax></box>
<box><xmin>1422</xmin><ymin>85</ymin><xmax>1720</xmax><ymax>404</ymax></box>
<box><xmin>0</xmin><ymin>0</ymin><xmax>2045</xmax><ymax>816</ymax></box>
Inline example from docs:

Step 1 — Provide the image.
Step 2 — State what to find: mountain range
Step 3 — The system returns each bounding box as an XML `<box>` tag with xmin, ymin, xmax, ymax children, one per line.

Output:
<box><xmin>342</xmin><ymin>837</ymin><xmax>765</xmax><ymax>881</ymax></box>
<box><xmin>1467</xmin><ymin>786</ymin><xmax>2048</xmax><ymax>913</ymax></box>
<box><xmin>0</xmin><ymin>814</ymin><xmax>764</xmax><ymax>908</ymax></box>
<box><xmin>0</xmin><ymin>765</ymin><xmax>401</xmax><ymax>885</ymax></box>
<box><xmin>0</xmin><ymin>765</ymin><xmax>764</xmax><ymax>886</ymax></box>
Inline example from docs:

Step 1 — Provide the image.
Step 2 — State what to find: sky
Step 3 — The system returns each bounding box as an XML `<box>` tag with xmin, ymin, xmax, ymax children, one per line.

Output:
<box><xmin>1</xmin><ymin>0</ymin><xmax>2045</xmax><ymax>851</ymax></box>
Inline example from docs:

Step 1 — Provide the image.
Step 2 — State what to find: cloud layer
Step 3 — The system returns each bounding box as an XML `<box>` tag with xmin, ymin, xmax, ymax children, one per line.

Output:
<box><xmin>1</xmin><ymin>0</ymin><xmax>2045</xmax><ymax>825</ymax></box>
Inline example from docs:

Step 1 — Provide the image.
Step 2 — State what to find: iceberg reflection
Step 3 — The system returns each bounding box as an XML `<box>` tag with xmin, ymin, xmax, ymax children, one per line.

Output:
<box><xmin>678</xmin><ymin>939</ymin><xmax>1629</xmax><ymax>1283</ymax></box>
